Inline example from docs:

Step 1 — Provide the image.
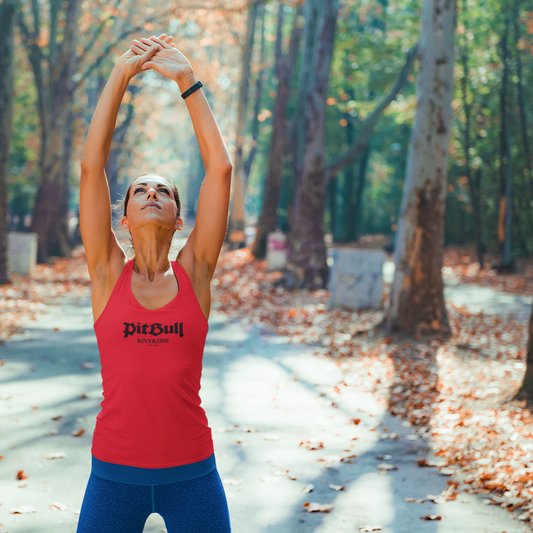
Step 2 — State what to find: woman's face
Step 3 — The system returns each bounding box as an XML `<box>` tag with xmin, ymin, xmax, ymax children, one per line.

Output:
<box><xmin>121</xmin><ymin>175</ymin><xmax>182</xmax><ymax>232</ymax></box>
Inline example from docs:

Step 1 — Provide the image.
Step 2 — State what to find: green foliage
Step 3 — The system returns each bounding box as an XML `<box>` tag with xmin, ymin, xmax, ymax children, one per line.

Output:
<box><xmin>9</xmin><ymin>43</ymin><xmax>39</xmax><ymax>229</ymax></box>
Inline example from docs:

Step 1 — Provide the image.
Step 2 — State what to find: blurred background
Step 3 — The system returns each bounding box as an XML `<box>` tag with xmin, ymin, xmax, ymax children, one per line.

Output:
<box><xmin>1</xmin><ymin>0</ymin><xmax>530</xmax><ymax>274</ymax></box>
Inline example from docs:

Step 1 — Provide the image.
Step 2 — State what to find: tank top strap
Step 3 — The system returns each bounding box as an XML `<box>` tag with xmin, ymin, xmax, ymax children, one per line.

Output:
<box><xmin>172</xmin><ymin>260</ymin><xmax>208</xmax><ymax>324</ymax></box>
<box><xmin>172</xmin><ymin>260</ymin><xmax>193</xmax><ymax>293</ymax></box>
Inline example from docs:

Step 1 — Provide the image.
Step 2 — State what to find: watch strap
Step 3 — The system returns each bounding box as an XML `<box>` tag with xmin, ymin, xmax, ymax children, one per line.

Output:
<box><xmin>181</xmin><ymin>80</ymin><xmax>203</xmax><ymax>100</ymax></box>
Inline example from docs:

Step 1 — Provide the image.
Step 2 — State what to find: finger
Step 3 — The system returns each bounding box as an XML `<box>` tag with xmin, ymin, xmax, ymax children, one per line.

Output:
<box><xmin>132</xmin><ymin>39</ymin><xmax>151</xmax><ymax>52</ymax></box>
<box><xmin>130</xmin><ymin>44</ymin><xmax>144</xmax><ymax>55</ymax></box>
<box><xmin>141</xmin><ymin>61</ymin><xmax>159</xmax><ymax>71</ymax></box>
<box><xmin>164</xmin><ymin>35</ymin><xmax>174</xmax><ymax>44</ymax></box>
<box><xmin>143</xmin><ymin>43</ymin><xmax>161</xmax><ymax>60</ymax></box>
<box><xmin>146</xmin><ymin>35</ymin><xmax>172</xmax><ymax>49</ymax></box>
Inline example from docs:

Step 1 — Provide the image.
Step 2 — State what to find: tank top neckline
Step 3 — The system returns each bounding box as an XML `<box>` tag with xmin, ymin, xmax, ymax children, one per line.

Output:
<box><xmin>128</xmin><ymin>259</ymin><xmax>183</xmax><ymax>313</ymax></box>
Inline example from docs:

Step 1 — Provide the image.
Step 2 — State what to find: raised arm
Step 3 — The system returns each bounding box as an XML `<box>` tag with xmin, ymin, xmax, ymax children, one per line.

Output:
<box><xmin>132</xmin><ymin>36</ymin><xmax>233</xmax><ymax>279</ymax></box>
<box><xmin>79</xmin><ymin>36</ymin><xmax>171</xmax><ymax>280</ymax></box>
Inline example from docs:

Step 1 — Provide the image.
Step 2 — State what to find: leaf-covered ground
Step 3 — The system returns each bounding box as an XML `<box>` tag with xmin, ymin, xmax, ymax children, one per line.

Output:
<box><xmin>2</xmin><ymin>246</ymin><xmax>532</xmax><ymax>523</ymax></box>
<box><xmin>0</xmin><ymin>247</ymin><xmax>91</xmax><ymax>342</ymax></box>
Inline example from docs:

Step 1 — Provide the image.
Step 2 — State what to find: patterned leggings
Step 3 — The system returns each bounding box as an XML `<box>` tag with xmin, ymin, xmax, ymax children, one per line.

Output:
<box><xmin>76</xmin><ymin>467</ymin><xmax>231</xmax><ymax>532</ymax></box>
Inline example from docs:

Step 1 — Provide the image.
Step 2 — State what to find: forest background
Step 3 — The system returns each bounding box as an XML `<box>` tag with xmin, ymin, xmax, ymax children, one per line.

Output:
<box><xmin>3</xmin><ymin>0</ymin><xmax>533</xmax><ymax>524</ymax></box>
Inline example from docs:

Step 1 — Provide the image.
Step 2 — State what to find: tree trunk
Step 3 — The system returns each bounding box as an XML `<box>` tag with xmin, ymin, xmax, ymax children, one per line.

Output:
<box><xmin>328</xmin><ymin>176</ymin><xmax>338</xmax><ymax>239</ymax></box>
<box><xmin>0</xmin><ymin>0</ymin><xmax>17</xmax><ymax>284</ymax></box>
<box><xmin>289</xmin><ymin>0</ymin><xmax>323</xmax><ymax>185</ymax></box>
<box><xmin>515</xmin><ymin>303</ymin><xmax>533</xmax><ymax>405</ymax></box>
<box><xmin>284</xmin><ymin>0</ymin><xmax>339</xmax><ymax>289</ymax></box>
<box><xmin>20</xmin><ymin>0</ymin><xmax>153</xmax><ymax>262</ymax></box>
<box><xmin>30</xmin><ymin>89</ymin><xmax>76</xmax><ymax>261</ymax></box>
<box><xmin>498</xmin><ymin>18</ymin><xmax>510</xmax><ymax>267</ymax></box>
<box><xmin>244</xmin><ymin>3</ymin><xmax>266</xmax><ymax>188</ymax></box>
<box><xmin>251</xmin><ymin>3</ymin><xmax>303</xmax><ymax>259</ymax></box>
<box><xmin>352</xmin><ymin>145</ymin><xmax>371</xmax><ymax>240</ymax></box>
<box><xmin>339</xmin><ymin>85</ymin><xmax>356</xmax><ymax>243</ymax></box>
<box><xmin>513</xmin><ymin>0</ymin><xmax>533</xmax><ymax>199</ymax></box>
<box><xmin>228</xmin><ymin>0</ymin><xmax>259</xmax><ymax>249</ymax></box>
<box><xmin>384</xmin><ymin>0</ymin><xmax>457</xmax><ymax>335</ymax></box>
<box><xmin>19</xmin><ymin>0</ymin><xmax>82</xmax><ymax>262</ymax></box>
<box><xmin>459</xmin><ymin>37</ymin><xmax>484</xmax><ymax>266</ymax></box>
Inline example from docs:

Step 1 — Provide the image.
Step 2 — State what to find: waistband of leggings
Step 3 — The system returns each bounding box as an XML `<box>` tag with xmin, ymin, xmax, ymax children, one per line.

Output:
<box><xmin>91</xmin><ymin>452</ymin><xmax>216</xmax><ymax>486</ymax></box>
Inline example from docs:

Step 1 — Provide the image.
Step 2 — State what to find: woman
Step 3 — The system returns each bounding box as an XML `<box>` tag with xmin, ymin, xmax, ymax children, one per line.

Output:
<box><xmin>76</xmin><ymin>33</ymin><xmax>233</xmax><ymax>533</ymax></box>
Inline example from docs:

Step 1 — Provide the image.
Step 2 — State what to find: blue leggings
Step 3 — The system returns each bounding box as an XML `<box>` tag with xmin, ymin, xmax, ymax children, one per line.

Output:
<box><xmin>76</xmin><ymin>467</ymin><xmax>231</xmax><ymax>532</ymax></box>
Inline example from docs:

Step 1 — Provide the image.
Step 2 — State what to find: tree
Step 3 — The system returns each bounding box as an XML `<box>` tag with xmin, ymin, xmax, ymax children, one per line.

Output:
<box><xmin>251</xmin><ymin>2</ymin><xmax>303</xmax><ymax>259</ymax></box>
<box><xmin>17</xmin><ymin>0</ymin><xmax>83</xmax><ymax>262</ymax></box>
<box><xmin>0</xmin><ymin>0</ymin><xmax>17</xmax><ymax>284</ymax></box>
<box><xmin>228</xmin><ymin>0</ymin><xmax>260</xmax><ymax>249</ymax></box>
<box><xmin>286</xmin><ymin>0</ymin><xmax>340</xmax><ymax>289</ymax></box>
<box><xmin>243</xmin><ymin>2</ymin><xmax>266</xmax><ymax>189</ymax></box>
<box><xmin>384</xmin><ymin>0</ymin><xmax>458</xmax><ymax>334</ymax></box>
<box><xmin>17</xmin><ymin>0</ymin><xmax>171</xmax><ymax>262</ymax></box>
<box><xmin>514</xmin><ymin>304</ymin><xmax>533</xmax><ymax>406</ymax></box>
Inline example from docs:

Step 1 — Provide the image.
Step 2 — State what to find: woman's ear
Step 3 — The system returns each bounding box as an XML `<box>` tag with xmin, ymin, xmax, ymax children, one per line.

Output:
<box><xmin>120</xmin><ymin>216</ymin><xmax>129</xmax><ymax>230</ymax></box>
<box><xmin>176</xmin><ymin>216</ymin><xmax>183</xmax><ymax>230</ymax></box>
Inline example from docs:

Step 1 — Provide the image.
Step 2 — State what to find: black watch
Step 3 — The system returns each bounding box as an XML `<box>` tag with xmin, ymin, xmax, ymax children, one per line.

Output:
<box><xmin>181</xmin><ymin>81</ymin><xmax>203</xmax><ymax>100</ymax></box>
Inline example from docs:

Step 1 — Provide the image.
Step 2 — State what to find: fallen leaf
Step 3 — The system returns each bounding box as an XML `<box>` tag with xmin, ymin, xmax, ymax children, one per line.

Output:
<box><xmin>302</xmin><ymin>484</ymin><xmax>314</xmax><ymax>493</ymax></box>
<box><xmin>405</xmin><ymin>497</ymin><xmax>425</xmax><ymax>503</ymax></box>
<box><xmin>439</xmin><ymin>468</ymin><xmax>455</xmax><ymax>476</ymax></box>
<box><xmin>359</xmin><ymin>526</ymin><xmax>382</xmax><ymax>532</ymax></box>
<box><xmin>302</xmin><ymin>502</ymin><xmax>334</xmax><ymax>513</ymax></box>
<box><xmin>300</xmin><ymin>439</ymin><xmax>324</xmax><ymax>450</ymax></box>
<box><xmin>50</xmin><ymin>502</ymin><xmax>68</xmax><ymax>511</ymax></box>
<box><xmin>16</xmin><ymin>470</ymin><xmax>28</xmax><ymax>480</ymax></box>
<box><xmin>72</xmin><ymin>429</ymin><xmax>85</xmax><ymax>437</ymax></box>
<box><xmin>427</xmin><ymin>494</ymin><xmax>447</xmax><ymax>504</ymax></box>
<box><xmin>329</xmin><ymin>483</ymin><xmax>345</xmax><ymax>491</ymax></box>
<box><xmin>377</xmin><ymin>463</ymin><xmax>398</xmax><ymax>471</ymax></box>
<box><xmin>420</xmin><ymin>515</ymin><xmax>442</xmax><ymax>521</ymax></box>
<box><xmin>47</xmin><ymin>452</ymin><xmax>66</xmax><ymax>459</ymax></box>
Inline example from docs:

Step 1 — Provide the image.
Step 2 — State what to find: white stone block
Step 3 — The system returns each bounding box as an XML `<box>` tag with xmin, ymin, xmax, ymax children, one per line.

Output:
<box><xmin>266</xmin><ymin>231</ymin><xmax>287</xmax><ymax>271</ymax></box>
<box><xmin>8</xmin><ymin>232</ymin><xmax>39</xmax><ymax>276</ymax></box>
<box><xmin>329</xmin><ymin>248</ymin><xmax>385</xmax><ymax>309</ymax></box>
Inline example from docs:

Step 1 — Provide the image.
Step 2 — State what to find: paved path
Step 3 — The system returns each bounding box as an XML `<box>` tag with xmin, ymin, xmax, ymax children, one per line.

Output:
<box><xmin>383</xmin><ymin>261</ymin><xmax>532</xmax><ymax>320</ymax></box>
<box><xmin>0</xmin><ymin>297</ymin><xmax>530</xmax><ymax>533</ymax></box>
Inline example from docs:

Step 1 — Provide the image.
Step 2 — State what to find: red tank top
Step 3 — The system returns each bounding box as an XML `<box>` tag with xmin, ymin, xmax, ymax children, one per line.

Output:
<box><xmin>91</xmin><ymin>258</ymin><xmax>213</xmax><ymax>468</ymax></box>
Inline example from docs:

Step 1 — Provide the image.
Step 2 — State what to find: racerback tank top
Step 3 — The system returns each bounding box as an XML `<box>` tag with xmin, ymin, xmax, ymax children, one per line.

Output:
<box><xmin>90</xmin><ymin>258</ymin><xmax>215</xmax><ymax>485</ymax></box>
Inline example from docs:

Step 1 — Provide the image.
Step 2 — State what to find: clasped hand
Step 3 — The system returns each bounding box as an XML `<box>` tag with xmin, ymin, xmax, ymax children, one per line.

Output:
<box><xmin>115</xmin><ymin>33</ymin><xmax>193</xmax><ymax>82</ymax></box>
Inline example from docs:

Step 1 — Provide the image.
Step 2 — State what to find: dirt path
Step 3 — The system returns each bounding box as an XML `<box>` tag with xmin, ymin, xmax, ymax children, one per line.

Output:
<box><xmin>0</xmin><ymin>296</ymin><xmax>529</xmax><ymax>533</ymax></box>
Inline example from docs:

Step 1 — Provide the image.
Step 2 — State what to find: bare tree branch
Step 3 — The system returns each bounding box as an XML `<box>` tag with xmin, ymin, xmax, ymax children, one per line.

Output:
<box><xmin>325</xmin><ymin>43</ymin><xmax>419</xmax><ymax>180</ymax></box>
<box><xmin>75</xmin><ymin>0</ymin><xmax>123</xmax><ymax>72</ymax></box>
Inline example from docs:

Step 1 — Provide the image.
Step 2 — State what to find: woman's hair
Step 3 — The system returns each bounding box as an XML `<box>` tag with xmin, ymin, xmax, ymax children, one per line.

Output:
<box><xmin>121</xmin><ymin>173</ymin><xmax>181</xmax><ymax>218</ymax></box>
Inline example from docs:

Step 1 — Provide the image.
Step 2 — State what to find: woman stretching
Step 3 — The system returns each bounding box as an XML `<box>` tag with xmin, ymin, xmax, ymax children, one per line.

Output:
<box><xmin>76</xmin><ymin>33</ymin><xmax>233</xmax><ymax>532</ymax></box>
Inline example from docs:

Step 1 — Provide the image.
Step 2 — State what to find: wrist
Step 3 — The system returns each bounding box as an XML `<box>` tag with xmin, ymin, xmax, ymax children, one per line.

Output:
<box><xmin>112</xmin><ymin>64</ymin><xmax>133</xmax><ymax>83</ymax></box>
<box><xmin>175</xmin><ymin>70</ymin><xmax>197</xmax><ymax>93</ymax></box>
